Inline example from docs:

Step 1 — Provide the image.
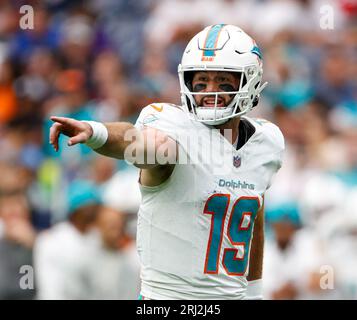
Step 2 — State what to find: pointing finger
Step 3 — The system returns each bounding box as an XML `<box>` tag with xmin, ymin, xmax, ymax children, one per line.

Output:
<box><xmin>50</xmin><ymin>116</ymin><xmax>78</xmax><ymax>127</ymax></box>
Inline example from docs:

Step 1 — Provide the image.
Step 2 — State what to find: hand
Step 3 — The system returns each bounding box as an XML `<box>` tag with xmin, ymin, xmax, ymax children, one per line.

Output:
<box><xmin>49</xmin><ymin>116</ymin><xmax>93</xmax><ymax>151</ymax></box>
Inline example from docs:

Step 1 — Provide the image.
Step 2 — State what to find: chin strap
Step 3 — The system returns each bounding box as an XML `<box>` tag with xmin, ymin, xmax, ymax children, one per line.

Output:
<box><xmin>202</xmin><ymin>117</ymin><xmax>231</xmax><ymax>126</ymax></box>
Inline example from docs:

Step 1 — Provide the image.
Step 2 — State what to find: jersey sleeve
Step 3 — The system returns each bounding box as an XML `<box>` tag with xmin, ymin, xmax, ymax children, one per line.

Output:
<box><xmin>266</xmin><ymin>121</ymin><xmax>284</xmax><ymax>166</ymax></box>
<box><xmin>264</xmin><ymin>122</ymin><xmax>285</xmax><ymax>189</ymax></box>
<box><xmin>251</xmin><ymin>119</ymin><xmax>285</xmax><ymax>190</ymax></box>
<box><xmin>134</xmin><ymin>103</ymin><xmax>190</xmax><ymax>149</ymax></box>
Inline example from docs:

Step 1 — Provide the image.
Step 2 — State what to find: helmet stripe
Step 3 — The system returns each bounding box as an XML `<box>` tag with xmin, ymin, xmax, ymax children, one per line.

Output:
<box><xmin>202</xmin><ymin>24</ymin><xmax>226</xmax><ymax>58</ymax></box>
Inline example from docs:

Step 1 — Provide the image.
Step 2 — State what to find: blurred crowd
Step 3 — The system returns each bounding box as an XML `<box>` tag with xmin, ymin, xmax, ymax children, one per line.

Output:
<box><xmin>0</xmin><ymin>0</ymin><xmax>356</xmax><ymax>300</ymax></box>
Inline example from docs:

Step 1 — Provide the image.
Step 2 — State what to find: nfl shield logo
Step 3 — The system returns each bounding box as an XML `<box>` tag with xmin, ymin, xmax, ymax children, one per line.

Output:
<box><xmin>233</xmin><ymin>155</ymin><xmax>241</xmax><ymax>168</ymax></box>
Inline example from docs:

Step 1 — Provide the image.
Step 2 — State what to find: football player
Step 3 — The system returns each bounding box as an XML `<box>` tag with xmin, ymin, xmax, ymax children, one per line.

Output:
<box><xmin>49</xmin><ymin>24</ymin><xmax>284</xmax><ymax>300</ymax></box>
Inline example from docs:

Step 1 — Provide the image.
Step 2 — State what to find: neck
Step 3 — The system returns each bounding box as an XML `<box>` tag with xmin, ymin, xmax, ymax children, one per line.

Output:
<box><xmin>214</xmin><ymin>117</ymin><xmax>240</xmax><ymax>145</ymax></box>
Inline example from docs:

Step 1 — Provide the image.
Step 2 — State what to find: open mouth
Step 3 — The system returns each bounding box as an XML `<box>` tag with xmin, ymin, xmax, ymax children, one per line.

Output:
<box><xmin>201</xmin><ymin>96</ymin><xmax>225</xmax><ymax>108</ymax></box>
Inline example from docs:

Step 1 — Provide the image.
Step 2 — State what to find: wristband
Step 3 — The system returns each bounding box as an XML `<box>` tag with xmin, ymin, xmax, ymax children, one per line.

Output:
<box><xmin>245</xmin><ymin>279</ymin><xmax>263</xmax><ymax>300</ymax></box>
<box><xmin>82</xmin><ymin>121</ymin><xmax>108</xmax><ymax>149</ymax></box>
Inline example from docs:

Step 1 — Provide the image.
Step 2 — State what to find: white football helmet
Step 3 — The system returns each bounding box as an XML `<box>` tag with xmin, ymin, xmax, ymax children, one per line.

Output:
<box><xmin>178</xmin><ymin>24</ymin><xmax>267</xmax><ymax>125</ymax></box>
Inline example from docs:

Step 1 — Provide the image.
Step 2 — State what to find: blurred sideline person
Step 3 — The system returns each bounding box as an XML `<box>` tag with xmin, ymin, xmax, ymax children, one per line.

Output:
<box><xmin>87</xmin><ymin>206</ymin><xmax>141</xmax><ymax>299</ymax></box>
<box><xmin>0</xmin><ymin>194</ymin><xmax>37</xmax><ymax>299</ymax></box>
<box><xmin>34</xmin><ymin>180</ymin><xmax>100</xmax><ymax>300</ymax></box>
<box><xmin>263</xmin><ymin>203</ymin><xmax>337</xmax><ymax>300</ymax></box>
<box><xmin>317</xmin><ymin>189</ymin><xmax>357</xmax><ymax>299</ymax></box>
<box><xmin>49</xmin><ymin>25</ymin><xmax>284</xmax><ymax>299</ymax></box>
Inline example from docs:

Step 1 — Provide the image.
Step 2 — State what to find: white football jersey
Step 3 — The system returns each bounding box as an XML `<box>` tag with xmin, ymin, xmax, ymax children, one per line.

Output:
<box><xmin>134</xmin><ymin>103</ymin><xmax>284</xmax><ymax>300</ymax></box>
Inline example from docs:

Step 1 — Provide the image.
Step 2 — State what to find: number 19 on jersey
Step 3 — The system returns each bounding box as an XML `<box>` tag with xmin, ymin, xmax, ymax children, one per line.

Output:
<box><xmin>204</xmin><ymin>194</ymin><xmax>260</xmax><ymax>275</ymax></box>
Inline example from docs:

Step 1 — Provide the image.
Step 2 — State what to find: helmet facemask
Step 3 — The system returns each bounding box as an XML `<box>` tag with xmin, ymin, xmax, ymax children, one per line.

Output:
<box><xmin>178</xmin><ymin>66</ymin><xmax>267</xmax><ymax>125</ymax></box>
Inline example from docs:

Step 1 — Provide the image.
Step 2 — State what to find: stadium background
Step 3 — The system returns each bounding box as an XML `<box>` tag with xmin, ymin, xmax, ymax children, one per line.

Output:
<box><xmin>0</xmin><ymin>0</ymin><xmax>356</xmax><ymax>299</ymax></box>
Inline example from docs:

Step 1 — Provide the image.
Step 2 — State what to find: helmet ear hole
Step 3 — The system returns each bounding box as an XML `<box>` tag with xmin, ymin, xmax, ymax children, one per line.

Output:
<box><xmin>252</xmin><ymin>96</ymin><xmax>259</xmax><ymax>108</ymax></box>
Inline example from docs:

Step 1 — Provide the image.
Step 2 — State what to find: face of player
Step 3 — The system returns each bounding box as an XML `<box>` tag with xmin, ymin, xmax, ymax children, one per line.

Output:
<box><xmin>191</xmin><ymin>71</ymin><xmax>240</xmax><ymax>108</ymax></box>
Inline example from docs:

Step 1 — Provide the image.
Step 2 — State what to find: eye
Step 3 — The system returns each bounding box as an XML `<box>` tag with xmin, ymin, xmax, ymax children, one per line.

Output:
<box><xmin>193</xmin><ymin>83</ymin><xmax>207</xmax><ymax>92</ymax></box>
